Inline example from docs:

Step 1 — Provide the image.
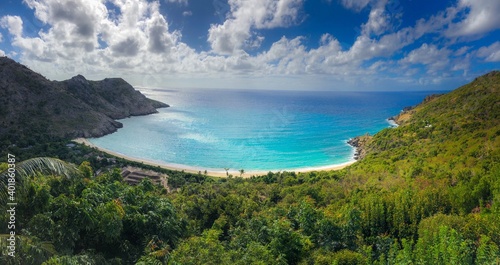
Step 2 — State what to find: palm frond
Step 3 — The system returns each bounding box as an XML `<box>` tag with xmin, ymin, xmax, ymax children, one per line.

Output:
<box><xmin>0</xmin><ymin>234</ymin><xmax>57</xmax><ymax>262</ymax></box>
<box><xmin>0</xmin><ymin>157</ymin><xmax>78</xmax><ymax>204</ymax></box>
<box><xmin>14</xmin><ymin>157</ymin><xmax>78</xmax><ymax>179</ymax></box>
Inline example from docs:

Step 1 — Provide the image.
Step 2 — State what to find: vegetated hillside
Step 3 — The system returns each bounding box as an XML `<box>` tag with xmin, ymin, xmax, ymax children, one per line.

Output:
<box><xmin>162</xmin><ymin>71</ymin><xmax>499</xmax><ymax>264</ymax></box>
<box><xmin>0</xmin><ymin>57</ymin><xmax>168</xmax><ymax>147</ymax></box>
<box><xmin>351</xmin><ymin>71</ymin><xmax>499</xmax><ymax>189</ymax></box>
<box><xmin>1</xmin><ymin>72</ymin><xmax>499</xmax><ymax>264</ymax></box>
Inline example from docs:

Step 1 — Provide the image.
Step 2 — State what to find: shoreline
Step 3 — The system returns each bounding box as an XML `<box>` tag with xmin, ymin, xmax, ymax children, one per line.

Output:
<box><xmin>73</xmin><ymin>138</ymin><xmax>356</xmax><ymax>178</ymax></box>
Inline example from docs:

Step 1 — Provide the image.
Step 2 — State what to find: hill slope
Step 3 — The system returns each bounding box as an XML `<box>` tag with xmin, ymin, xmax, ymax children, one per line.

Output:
<box><xmin>352</xmin><ymin>71</ymin><xmax>499</xmax><ymax>176</ymax></box>
<box><xmin>0</xmin><ymin>57</ymin><xmax>168</xmax><ymax>146</ymax></box>
<box><xmin>1</xmin><ymin>71</ymin><xmax>499</xmax><ymax>264</ymax></box>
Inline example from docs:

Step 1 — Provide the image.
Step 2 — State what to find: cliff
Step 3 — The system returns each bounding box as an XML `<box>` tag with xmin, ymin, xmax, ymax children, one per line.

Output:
<box><xmin>0</xmin><ymin>57</ymin><xmax>168</xmax><ymax>143</ymax></box>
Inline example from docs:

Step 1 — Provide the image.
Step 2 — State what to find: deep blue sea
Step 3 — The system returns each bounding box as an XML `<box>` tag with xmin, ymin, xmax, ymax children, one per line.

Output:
<box><xmin>89</xmin><ymin>88</ymin><xmax>436</xmax><ymax>171</ymax></box>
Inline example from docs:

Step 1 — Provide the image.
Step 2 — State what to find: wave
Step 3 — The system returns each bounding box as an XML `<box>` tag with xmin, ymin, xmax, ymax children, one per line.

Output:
<box><xmin>386</xmin><ymin>118</ymin><xmax>399</xmax><ymax>128</ymax></box>
<box><xmin>179</xmin><ymin>133</ymin><xmax>220</xmax><ymax>144</ymax></box>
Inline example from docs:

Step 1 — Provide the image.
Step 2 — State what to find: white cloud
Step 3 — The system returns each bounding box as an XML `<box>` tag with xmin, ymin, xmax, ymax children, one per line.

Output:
<box><xmin>1</xmin><ymin>0</ymin><xmax>495</xmax><ymax>90</ymax></box>
<box><xmin>167</xmin><ymin>0</ymin><xmax>188</xmax><ymax>5</ymax></box>
<box><xmin>21</xmin><ymin>0</ymin><xmax>109</xmax><ymax>55</ymax></box>
<box><xmin>451</xmin><ymin>53</ymin><xmax>470</xmax><ymax>75</ymax></box>
<box><xmin>446</xmin><ymin>0</ymin><xmax>500</xmax><ymax>38</ymax></box>
<box><xmin>1</xmin><ymin>0</ymin><xmax>440</xmax><ymax>89</ymax></box>
<box><xmin>0</xmin><ymin>49</ymin><xmax>5</xmax><ymax>56</ymax></box>
<box><xmin>208</xmin><ymin>0</ymin><xmax>303</xmax><ymax>54</ymax></box>
<box><xmin>339</xmin><ymin>0</ymin><xmax>371</xmax><ymax>12</ymax></box>
<box><xmin>182</xmin><ymin>11</ymin><xmax>192</xmax><ymax>16</ymax></box>
<box><xmin>477</xmin><ymin>42</ymin><xmax>500</xmax><ymax>62</ymax></box>
<box><xmin>0</xmin><ymin>32</ymin><xmax>2</xmax><ymax>42</ymax></box>
<box><xmin>0</xmin><ymin>16</ymin><xmax>24</xmax><ymax>36</ymax></box>
<box><xmin>454</xmin><ymin>46</ymin><xmax>470</xmax><ymax>56</ymax></box>
<box><xmin>362</xmin><ymin>7</ymin><xmax>390</xmax><ymax>36</ymax></box>
<box><xmin>399</xmin><ymin>44</ymin><xmax>451</xmax><ymax>74</ymax></box>
<box><xmin>146</xmin><ymin>3</ymin><xmax>180</xmax><ymax>54</ymax></box>
<box><xmin>7</xmin><ymin>0</ymin><xmax>187</xmax><ymax>69</ymax></box>
<box><xmin>257</xmin><ymin>36</ymin><xmax>308</xmax><ymax>74</ymax></box>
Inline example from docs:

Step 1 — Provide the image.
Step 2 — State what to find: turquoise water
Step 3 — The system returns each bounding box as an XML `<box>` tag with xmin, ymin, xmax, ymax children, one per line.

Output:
<box><xmin>89</xmin><ymin>88</ymin><xmax>434</xmax><ymax>171</ymax></box>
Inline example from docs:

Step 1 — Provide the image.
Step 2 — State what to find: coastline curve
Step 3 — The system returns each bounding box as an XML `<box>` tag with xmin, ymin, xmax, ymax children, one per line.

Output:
<box><xmin>73</xmin><ymin>138</ymin><xmax>356</xmax><ymax>178</ymax></box>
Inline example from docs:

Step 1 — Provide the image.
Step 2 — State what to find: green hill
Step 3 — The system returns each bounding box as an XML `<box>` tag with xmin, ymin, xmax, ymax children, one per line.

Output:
<box><xmin>1</xmin><ymin>71</ymin><xmax>498</xmax><ymax>264</ymax></box>
<box><xmin>349</xmin><ymin>71</ymin><xmax>499</xmax><ymax>206</ymax></box>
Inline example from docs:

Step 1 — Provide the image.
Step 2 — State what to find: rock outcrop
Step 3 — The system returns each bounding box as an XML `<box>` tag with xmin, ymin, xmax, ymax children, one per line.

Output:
<box><xmin>347</xmin><ymin>135</ymin><xmax>372</xmax><ymax>160</ymax></box>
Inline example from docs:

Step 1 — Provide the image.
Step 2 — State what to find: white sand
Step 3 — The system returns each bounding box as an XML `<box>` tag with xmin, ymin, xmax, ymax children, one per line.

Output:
<box><xmin>73</xmin><ymin>138</ymin><xmax>356</xmax><ymax>178</ymax></box>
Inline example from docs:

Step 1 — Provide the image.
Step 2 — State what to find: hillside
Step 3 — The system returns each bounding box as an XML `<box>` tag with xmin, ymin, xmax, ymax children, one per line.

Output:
<box><xmin>0</xmin><ymin>71</ymin><xmax>498</xmax><ymax>264</ymax></box>
<box><xmin>0</xmin><ymin>57</ymin><xmax>168</xmax><ymax>146</ymax></box>
<box><xmin>350</xmin><ymin>71</ymin><xmax>499</xmax><ymax>186</ymax></box>
<box><xmin>162</xmin><ymin>71</ymin><xmax>500</xmax><ymax>264</ymax></box>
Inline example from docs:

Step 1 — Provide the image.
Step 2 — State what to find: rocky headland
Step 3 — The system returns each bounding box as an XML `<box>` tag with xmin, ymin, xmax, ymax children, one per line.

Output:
<box><xmin>0</xmin><ymin>56</ymin><xmax>168</xmax><ymax>142</ymax></box>
<box><xmin>388</xmin><ymin>94</ymin><xmax>442</xmax><ymax>126</ymax></box>
<box><xmin>349</xmin><ymin>94</ymin><xmax>443</xmax><ymax>160</ymax></box>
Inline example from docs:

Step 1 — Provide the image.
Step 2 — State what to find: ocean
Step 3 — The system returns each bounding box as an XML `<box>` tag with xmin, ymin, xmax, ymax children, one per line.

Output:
<box><xmin>89</xmin><ymin>88</ymin><xmax>437</xmax><ymax>172</ymax></box>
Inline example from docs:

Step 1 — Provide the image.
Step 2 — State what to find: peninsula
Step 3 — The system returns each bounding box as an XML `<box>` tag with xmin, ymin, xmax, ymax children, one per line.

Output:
<box><xmin>0</xmin><ymin>56</ymin><xmax>168</xmax><ymax>145</ymax></box>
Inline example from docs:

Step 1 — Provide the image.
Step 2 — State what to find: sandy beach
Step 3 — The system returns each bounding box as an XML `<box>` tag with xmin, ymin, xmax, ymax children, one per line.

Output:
<box><xmin>73</xmin><ymin>138</ymin><xmax>356</xmax><ymax>178</ymax></box>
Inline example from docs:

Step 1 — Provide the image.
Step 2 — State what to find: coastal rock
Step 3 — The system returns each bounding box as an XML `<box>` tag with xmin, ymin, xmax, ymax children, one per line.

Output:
<box><xmin>348</xmin><ymin>135</ymin><xmax>372</xmax><ymax>160</ymax></box>
<box><xmin>0</xmin><ymin>56</ymin><xmax>168</xmax><ymax>142</ymax></box>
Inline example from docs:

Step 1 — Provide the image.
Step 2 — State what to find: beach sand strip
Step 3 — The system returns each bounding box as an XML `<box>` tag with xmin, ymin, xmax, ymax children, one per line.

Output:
<box><xmin>72</xmin><ymin>138</ymin><xmax>355</xmax><ymax>178</ymax></box>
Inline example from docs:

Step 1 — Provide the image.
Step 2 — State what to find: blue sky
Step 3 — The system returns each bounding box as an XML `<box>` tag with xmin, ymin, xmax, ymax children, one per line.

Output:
<box><xmin>0</xmin><ymin>0</ymin><xmax>499</xmax><ymax>90</ymax></box>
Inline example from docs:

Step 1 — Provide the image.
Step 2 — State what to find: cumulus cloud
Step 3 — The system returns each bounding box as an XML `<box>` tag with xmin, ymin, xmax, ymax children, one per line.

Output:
<box><xmin>5</xmin><ymin>0</ymin><xmax>188</xmax><ymax>71</ymax></box>
<box><xmin>20</xmin><ymin>0</ymin><xmax>109</xmax><ymax>55</ymax></box>
<box><xmin>399</xmin><ymin>44</ymin><xmax>451</xmax><ymax>74</ymax></box>
<box><xmin>1</xmin><ymin>0</ymin><xmax>498</xmax><ymax>90</ymax></box>
<box><xmin>477</xmin><ymin>42</ymin><xmax>500</xmax><ymax>62</ymax></box>
<box><xmin>361</xmin><ymin>7</ymin><xmax>390</xmax><ymax>36</ymax></box>
<box><xmin>208</xmin><ymin>0</ymin><xmax>303</xmax><ymax>54</ymax></box>
<box><xmin>0</xmin><ymin>16</ymin><xmax>24</xmax><ymax>36</ymax></box>
<box><xmin>446</xmin><ymin>0</ymin><xmax>500</xmax><ymax>38</ymax></box>
<box><xmin>111</xmin><ymin>36</ymin><xmax>140</xmax><ymax>56</ymax></box>
<box><xmin>146</xmin><ymin>4</ymin><xmax>180</xmax><ymax>54</ymax></box>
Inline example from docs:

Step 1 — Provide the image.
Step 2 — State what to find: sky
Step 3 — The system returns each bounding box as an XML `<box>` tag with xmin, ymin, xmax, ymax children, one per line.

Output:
<box><xmin>0</xmin><ymin>0</ymin><xmax>499</xmax><ymax>91</ymax></box>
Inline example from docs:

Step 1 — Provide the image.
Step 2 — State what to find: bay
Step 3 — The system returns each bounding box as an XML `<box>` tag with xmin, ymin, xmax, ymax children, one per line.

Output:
<box><xmin>89</xmin><ymin>88</ymin><xmax>436</xmax><ymax>171</ymax></box>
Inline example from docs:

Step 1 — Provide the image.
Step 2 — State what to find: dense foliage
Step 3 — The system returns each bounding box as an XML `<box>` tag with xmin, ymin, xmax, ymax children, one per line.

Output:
<box><xmin>1</xmin><ymin>71</ymin><xmax>499</xmax><ymax>264</ymax></box>
<box><xmin>1</xmin><ymin>164</ymin><xmax>186</xmax><ymax>264</ymax></box>
<box><xmin>163</xmin><ymin>72</ymin><xmax>500</xmax><ymax>264</ymax></box>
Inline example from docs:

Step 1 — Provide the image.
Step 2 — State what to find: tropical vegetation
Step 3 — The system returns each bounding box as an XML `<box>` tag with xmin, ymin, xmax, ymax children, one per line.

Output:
<box><xmin>0</xmin><ymin>71</ymin><xmax>499</xmax><ymax>264</ymax></box>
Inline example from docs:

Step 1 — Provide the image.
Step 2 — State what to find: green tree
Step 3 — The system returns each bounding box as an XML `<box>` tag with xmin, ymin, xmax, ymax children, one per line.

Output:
<box><xmin>414</xmin><ymin>226</ymin><xmax>473</xmax><ymax>265</ymax></box>
<box><xmin>475</xmin><ymin>235</ymin><xmax>500</xmax><ymax>265</ymax></box>
<box><xmin>0</xmin><ymin>157</ymin><xmax>78</xmax><ymax>204</ymax></box>
<box><xmin>168</xmin><ymin>229</ymin><xmax>229</xmax><ymax>265</ymax></box>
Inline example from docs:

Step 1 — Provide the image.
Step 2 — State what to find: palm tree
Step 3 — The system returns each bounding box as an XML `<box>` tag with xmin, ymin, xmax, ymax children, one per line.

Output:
<box><xmin>0</xmin><ymin>157</ymin><xmax>78</xmax><ymax>204</ymax></box>
<box><xmin>224</xmin><ymin>168</ymin><xmax>229</xmax><ymax>177</ymax></box>
<box><xmin>0</xmin><ymin>234</ymin><xmax>57</xmax><ymax>264</ymax></box>
<box><xmin>239</xmin><ymin>169</ymin><xmax>244</xmax><ymax>177</ymax></box>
